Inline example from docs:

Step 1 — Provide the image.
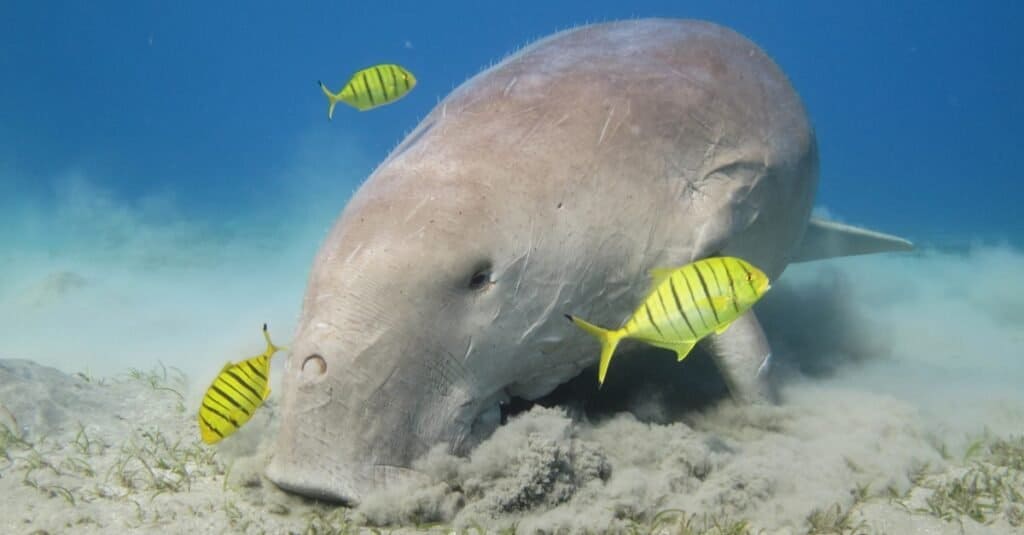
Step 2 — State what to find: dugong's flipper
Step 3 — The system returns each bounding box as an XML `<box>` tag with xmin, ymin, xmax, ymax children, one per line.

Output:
<box><xmin>704</xmin><ymin>311</ymin><xmax>777</xmax><ymax>404</ymax></box>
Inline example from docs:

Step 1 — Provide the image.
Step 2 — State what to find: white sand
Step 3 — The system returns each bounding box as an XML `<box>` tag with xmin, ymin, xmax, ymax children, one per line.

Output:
<box><xmin>1</xmin><ymin>361</ymin><xmax>1021</xmax><ymax>534</ymax></box>
<box><xmin>2</xmin><ymin>245</ymin><xmax>1023</xmax><ymax>534</ymax></box>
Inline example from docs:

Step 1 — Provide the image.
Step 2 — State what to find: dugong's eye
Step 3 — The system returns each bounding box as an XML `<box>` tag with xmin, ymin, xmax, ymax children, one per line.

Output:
<box><xmin>467</xmin><ymin>264</ymin><xmax>494</xmax><ymax>291</ymax></box>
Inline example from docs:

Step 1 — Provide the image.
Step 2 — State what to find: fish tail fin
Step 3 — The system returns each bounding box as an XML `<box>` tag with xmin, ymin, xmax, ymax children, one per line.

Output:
<box><xmin>261</xmin><ymin>323</ymin><xmax>286</xmax><ymax>357</ymax></box>
<box><xmin>565</xmin><ymin>314</ymin><xmax>623</xmax><ymax>387</ymax></box>
<box><xmin>318</xmin><ymin>80</ymin><xmax>339</xmax><ymax>120</ymax></box>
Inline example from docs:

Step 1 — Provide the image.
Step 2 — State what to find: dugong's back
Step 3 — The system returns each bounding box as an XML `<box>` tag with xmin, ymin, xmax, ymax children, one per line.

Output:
<box><xmin>379</xmin><ymin>18</ymin><xmax>817</xmax><ymax>280</ymax></box>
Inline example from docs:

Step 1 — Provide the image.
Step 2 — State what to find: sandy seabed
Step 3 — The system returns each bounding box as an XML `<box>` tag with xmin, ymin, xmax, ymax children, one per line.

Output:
<box><xmin>2</xmin><ymin>247</ymin><xmax>1023</xmax><ymax>534</ymax></box>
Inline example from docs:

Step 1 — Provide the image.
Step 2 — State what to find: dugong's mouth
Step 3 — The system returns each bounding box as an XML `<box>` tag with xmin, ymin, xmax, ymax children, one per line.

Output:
<box><xmin>266</xmin><ymin>458</ymin><xmax>432</xmax><ymax>505</ymax></box>
<box><xmin>463</xmin><ymin>395</ymin><xmax>506</xmax><ymax>450</ymax></box>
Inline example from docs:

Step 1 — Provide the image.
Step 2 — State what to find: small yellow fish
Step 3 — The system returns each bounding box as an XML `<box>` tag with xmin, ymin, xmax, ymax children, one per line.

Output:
<box><xmin>198</xmin><ymin>324</ymin><xmax>285</xmax><ymax>445</ymax></box>
<box><xmin>566</xmin><ymin>256</ymin><xmax>771</xmax><ymax>386</ymax></box>
<box><xmin>318</xmin><ymin>63</ymin><xmax>417</xmax><ymax>119</ymax></box>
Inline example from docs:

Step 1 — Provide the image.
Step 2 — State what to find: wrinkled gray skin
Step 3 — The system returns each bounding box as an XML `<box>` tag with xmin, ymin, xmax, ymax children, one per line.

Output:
<box><xmin>266</xmin><ymin>19</ymin><xmax>912</xmax><ymax>503</ymax></box>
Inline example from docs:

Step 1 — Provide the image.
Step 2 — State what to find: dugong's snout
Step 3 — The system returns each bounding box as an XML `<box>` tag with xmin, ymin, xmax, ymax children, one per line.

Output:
<box><xmin>264</xmin><ymin>359</ymin><xmax>436</xmax><ymax>503</ymax></box>
<box><xmin>265</xmin><ymin>332</ymin><xmax>487</xmax><ymax>504</ymax></box>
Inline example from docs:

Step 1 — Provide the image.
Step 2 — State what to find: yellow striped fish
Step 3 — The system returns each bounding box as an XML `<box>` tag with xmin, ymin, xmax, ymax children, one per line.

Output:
<box><xmin>318</xmin><ymin>63</ymin><xmax>417</xmax><ymax>119</ymax></box>
<box><xmin>198</xmin><ymin>324</ymin><xmax>285</xmax><ymax>445</ymax></box>
<box><xmin>566</xmin><ymin>256</ymin><xmax>771</xmax><ymax>386</ymax></box>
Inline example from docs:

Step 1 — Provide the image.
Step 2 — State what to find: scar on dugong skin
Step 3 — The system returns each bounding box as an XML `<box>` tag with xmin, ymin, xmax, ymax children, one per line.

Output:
<box><xmin>265</xmin><ymin>18</ymin><xmax>913</xmax><ymax>504</ymax></box>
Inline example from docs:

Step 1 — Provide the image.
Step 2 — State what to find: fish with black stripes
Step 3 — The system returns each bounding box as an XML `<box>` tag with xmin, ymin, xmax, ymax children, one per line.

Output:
<box><xmin>566</xmin><ymin>256</ymin><xmax>771</xmax><ymax>386</ymax></box>
<box><xmin>198</xmin><ymin>323</ymin><xmax>286</xmax><ymax>445</ymax></box>
<box><xmin>318</xmin><ymin>63</ymin><xmax>417</xmax><ymax>119</ymax></box>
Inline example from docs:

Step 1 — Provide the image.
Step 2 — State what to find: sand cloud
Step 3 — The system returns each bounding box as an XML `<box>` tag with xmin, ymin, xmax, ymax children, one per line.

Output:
<box><xmin>349</xmin><ymin>244</ymin><xmax>1024</xmax><ymax>532</ymax></box>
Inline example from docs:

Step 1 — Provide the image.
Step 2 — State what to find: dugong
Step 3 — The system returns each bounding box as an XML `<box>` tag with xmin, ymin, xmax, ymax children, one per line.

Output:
<box><xmin>266</xmin><ymin>18</ymin><xmax>911</xmax><ymax>503</ymax></box>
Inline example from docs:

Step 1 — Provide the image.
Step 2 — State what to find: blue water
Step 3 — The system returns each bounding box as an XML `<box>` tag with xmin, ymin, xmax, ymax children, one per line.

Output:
<box><xmin>0</xmin><ymin>1</ymin><xmax>1020</xmax><ymax>380</ymax></box>
<box><xmin>3</xmin><ymin>1</ymin><xmax>1020</xmax><ymax>244</ymax></box>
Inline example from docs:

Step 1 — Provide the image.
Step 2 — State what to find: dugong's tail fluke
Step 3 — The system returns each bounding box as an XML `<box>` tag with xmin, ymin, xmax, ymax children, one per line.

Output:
<box><xmin>319</xmin><ymin>81</ymin><xmax>340</xmax><ymax>120</ymax></box>
<box><xmin>791</xmin><ymin>217</ymin><xmax>914</xmax><ymax>263</ymax></box>
<box><xmin>565</xmin><ymin>314</ymin><xmax>623</xmax><ymax>387</ymax></box>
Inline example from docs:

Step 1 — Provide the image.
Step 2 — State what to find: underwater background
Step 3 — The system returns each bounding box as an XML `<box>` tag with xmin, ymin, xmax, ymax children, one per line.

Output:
<box><xmin>2</xmin><ymin>2</ymin><xmax>1024</xmax><ymax>533</ymax></box>
<box><xmin>2</xmin><ymin>0</ymin><xmax>1021</xmax><ymax>394</ymax></box>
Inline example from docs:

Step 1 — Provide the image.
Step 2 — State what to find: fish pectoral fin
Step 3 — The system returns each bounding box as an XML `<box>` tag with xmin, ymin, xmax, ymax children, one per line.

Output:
<box><xmin>712</xmin><ymin>296</ymin><xmax>732</xmax><ymax>310</ymax></box>
<box><xmin>647</xmin><ymin>267</ymin><xmax>678</xmax><ymax>290</ymax></box>
<box><xmin>712</xmin><ymin>298</ymin><xmax>737</xmax><ymax>335</ymax></box>
<box><xmin>671</xmin><ymin>341</ymin><xmax>698</xmax><ymax>362</ymax></box>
